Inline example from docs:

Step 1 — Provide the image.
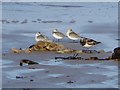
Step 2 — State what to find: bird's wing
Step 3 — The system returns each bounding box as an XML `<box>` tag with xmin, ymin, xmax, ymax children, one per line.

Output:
<box><xmin>69</xmin><ymin>32</ymin><xmax>80</xmax><ymax>38</ymax></box>
<box><xmin>54</xmin><ymin>32</ymin><xmax>65</xmax><ymax>37</ymax></box>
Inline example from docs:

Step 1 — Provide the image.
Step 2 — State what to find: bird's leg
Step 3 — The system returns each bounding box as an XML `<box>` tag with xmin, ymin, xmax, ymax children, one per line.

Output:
<box><xmin>53</xmin><ymin>37</ymin><xmax>55</xmax><ymax>42</ymax></box>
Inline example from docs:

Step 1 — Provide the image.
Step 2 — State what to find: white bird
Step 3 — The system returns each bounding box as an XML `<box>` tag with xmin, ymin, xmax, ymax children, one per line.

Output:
<box><xmin>66</xmin><ymin>29</ymin><xmax>80</xmax><ymax>42</ymax></box>
<box><xmin>52</xmin><ymin>29</ymin><xmax>65</xmax><ymax>42</ymax></box>
<box><xmin>35</xmin><ymin>32</ymin><xmax>51</xmax><ymax>42</ymax></box>
<box><xmin>80</xmin><ymin>37</ymin><xmax>101</xmax><ymax>49</ymax></box>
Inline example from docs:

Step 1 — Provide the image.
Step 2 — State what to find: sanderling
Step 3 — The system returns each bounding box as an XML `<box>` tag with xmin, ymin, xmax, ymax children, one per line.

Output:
<box><xmin>80</xmin><ymin>37</ymin><xmax>101</xmax><ymax>49</ymax></box>
<box><xmin>66</xmin><ymin>29</ymin><xmax>80</xmax><ymax>42</ymax></box>
<box><xmin>35</xmin><ymin>32</ymin><xmax>51</xmax><ymax>42</ymax></box>
<box><xmin>52</xmin><ymin>29</ymin><xmax>65</xmax><ymax>42</ymax></box>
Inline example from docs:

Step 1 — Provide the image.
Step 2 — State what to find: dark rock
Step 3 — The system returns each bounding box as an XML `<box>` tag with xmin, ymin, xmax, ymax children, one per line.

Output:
<box><xmin>29</xmin><ymin>67</ymin><xmax>35</xmax><ymax>69</ymax></box>
<box><xmin>21</xmin><ymin>19</ymin><xmax>27</xmax><ymax>24</ymax></box>
<box><xmin>66</xmin><ymin>75</ymin><xmax>70</xmax><ymax>77</ymax></box>
<box><xmin>88</xmin><ymin>20</ymin><xmax>93</xmax><ymax>23</ymax></box>
<box><xmin>32</xmin><ymin>20</ymin><xmax>37</xmax><ymax>23</ymax></box>
<box><xmin>20</xmin><ymin>59</ymin><xmax>39</xmax><ymax>66</ymax></box>
<box><xmin>23</xmin><ymin>88</ymin><xmax>30</xmax><ymax>90</ymax></box>
<box><xmin>112</xmin><ymin>47</ymin><xmax>120</xmax><ymax>60</ymax></box>
<box><xmin>45</xmin><ymin>71</ymin><xmax>49</xmax><ymax>73</ymax></box>
<box><xmin>91</xmin><ymin>80</ymin><xmax>95</xmax><ymax>82</ymax></box>
<box><xmin>37</xmin><ymin>19</ymin><xmax>41</xmax><ymax>21</ymax></box>
<box><xmin>67</xmin><ymin>80</ymin><xmax>74</xmax><ymax>84</ymax></box>
<box><xmin>16</xmin><ymin>76</ymin><xmax>26</xmax><ymax>79</ymax></box>
<box><xmin>69</xmin><ymin>20</ymin><xmax>76</xmax><ymax>23</ymax></box>
<box><xmin>90</xmin><ymin>57</ymin><xmax>98</xmax><ymax>60</ymax></box>
<box><xmin>30</xmin><ymin>79</ymin><xmax>34</xmax><ymax>82</ymax></box>
<box><xmin>29</xmin><ymin>44</ymin><xmax>35</xmax><ymax>48</ymax></box>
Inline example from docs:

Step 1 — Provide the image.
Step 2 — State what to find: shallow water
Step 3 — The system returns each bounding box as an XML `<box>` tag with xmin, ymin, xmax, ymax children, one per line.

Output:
<box><xmin>2</xmin><ymin>2</ymin><xmax>118</xmax><ymax>88</ymax></box>
<box><xmin>2</xmin><ymin>2</ymin><xmax>118</xmax><ymax>52</ymax></box>
<box><xmin>2</xmin><ymin>57</ymin><xmax>118</xmax><ymax>88</ymax></box>
<box><xmin>5</xmin><ymin>68</ymin><xmax>45</xmax><ymax>79</ymax></box>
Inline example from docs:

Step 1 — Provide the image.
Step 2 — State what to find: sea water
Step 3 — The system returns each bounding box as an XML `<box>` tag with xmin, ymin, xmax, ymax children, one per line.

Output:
<box><xmin>2</xmin><ymin>2</ymin><xmax>118</xmax><ymax>52</ymax></box>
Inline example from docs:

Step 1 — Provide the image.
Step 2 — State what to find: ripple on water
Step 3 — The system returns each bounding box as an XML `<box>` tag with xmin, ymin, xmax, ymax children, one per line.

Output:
<box><xmin>86</xmin><ymin>65</ymin><xmax>118</xmax><ymax>77</ymax></box>
<box><xmin>2</xmin><ymin>59</ymin><xmax>15</xmax><ymax>68</ymax></box>
<box><xmin>5</xmin><ymin>68</ymin><xmax>45</xmax><ymax>79</ymax></box>
<box><xmin>56</xmin><ymin>80</ymin><xmax>118</xmax><ymax>88</ymax></box>
<box><xmin>48</xmin><ymin>74</ymin><xmax>63</xmax><ymax>77</ymax></box>
<box><xmin>39</xmin><ymin>59</ymin><xmax>102</xmax><ymax>68</ymax></box>
<box><xmin>19</xmin><ymin>33</ymin><xmax>34</xmax><ymax>37</ymax></box>
<box><xmin>2</xmin><ymin>59</ymin><xmax>14</xmax><ymax>65</ymax></box>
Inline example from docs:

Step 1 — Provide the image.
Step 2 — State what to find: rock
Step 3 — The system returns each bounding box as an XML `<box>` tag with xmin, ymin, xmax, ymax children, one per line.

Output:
<box><xmin>16</xmin><ymin>76</ymin><xmax>27</xmax><ymax>79</ymax></box>
<box><xmin>11</xmin><ymin>41</ymin><xmax>65</xmax><ymax>54</ymax></box>
<box><xmin>32</xmin><ymin>41</ymin><xmax>64</xmax><ymax>51</ymax></box>
<box><xmin>67</xmin><ymin>80</ymin><xmax>74</xmax><ymax>84</ymax></box>
<box><xmin>90</xmin><ymin>57</ymin><xmax>98</xmax><ymax>60</ymax></box>
<box><xmin>98</xmin><ymin>50</ymin><xmax>105</xmax><ymax>53</ymax></box>
<box><xmin>86</xmin><ymin>57</ymin><xmax>99</xmax><ymax>60</ymax></box>
<box><xmin>57</xmin><ymin>49</ymin><xmax>74</xmax><ymax>54</ymax></box>
<box><xmin>30</xmin><ymin>79</ymin><xmax>34</xmax><ymax>82</ymax></box>
<box><xmin>82</xmin><ymin>50</ymin><xmax>98</xmax><ymax>54</ymax></box>
<box><xmin>111</xmin><ymin>47</ymin><xmax>120</xmax><ymax>60</ymax></box>
<box><xmin>88</xmin><ymin>20</ymin><xmax>93</xmax><ymax>23</ymax></box>
<box><xmin>24</xmin><ymin>49</ymin><xmax>32</xmax><ymax>53</ymax></box>
<box><xmin>69</xmin><ymin>20</ymin><xmax>76</xmax><ymax>23</ymax></box>
<box><xmin>11</xmin><ymin>48</ymin><xmax>22</xmax><ymax>53</ymax></box>
<box><xmin>20</xmin><ymin>59</ymin><xmax>39</xmax><ymax>66</ymax></box>
<box><xmin>29</xmin><ymin>44</ymin><xmax>35</xmax><ymax>48</ymax></box>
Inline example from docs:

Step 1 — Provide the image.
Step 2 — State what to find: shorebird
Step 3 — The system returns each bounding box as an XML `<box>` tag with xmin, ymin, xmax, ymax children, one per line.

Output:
<box><xmin>80</xmin><ymin>37</ymin><xmax>101</xmax><ymax>49</ymax></box>
<box><xmin>66</xmin><ymin>29</ymin><xmax>80</xmax><ymax>42</ymax></box>
<box><xmin>35</xmin><ymin>32</ymin><xmax>51</xmax><ymax>42</ymax></box>
<box><xmin>52</xmin><ymin>29</ymin><xmax>65</xmax><ymax>42</ymax></box>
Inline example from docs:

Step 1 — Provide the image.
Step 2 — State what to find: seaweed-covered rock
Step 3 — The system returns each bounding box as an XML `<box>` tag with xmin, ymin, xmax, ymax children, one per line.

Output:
<box><xmin>11</xmin><ymin>48</ymin><xmax>22</xmax><ymax>53</ymax></box>
<box><xmin>11</xmin><ymin>41</ymin><xmax>65</xmax><ymax>53</ymax></box>
<box><xmin>86</xmin><ymin>57</ymin><xmax>99</xmax><ymax>60</ymax></box>
<box><xmin>90</xmin><ymin>57</ymin><xmax>99</xmax><ymax>60</ymax></box>
<box><xmin>57</xmin><ymin>49</ymin><xmax>75</xmax><ymax>54</ymax></box>
<box><xmin>31</xmin><ymin>41</ymin><xmax>64</xmax><ymax>51</ymax></box>
<box><xmin>112</xmin><ymin>47</ymin><xmax>120</xmax><ymax>60</ymax></box>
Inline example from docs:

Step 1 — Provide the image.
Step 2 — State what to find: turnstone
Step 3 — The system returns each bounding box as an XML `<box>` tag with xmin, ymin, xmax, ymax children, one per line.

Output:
<box><xmin>80</xmin><ymin>37</ymin><xmax>101</xmax><ymax>49</ymax></box>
